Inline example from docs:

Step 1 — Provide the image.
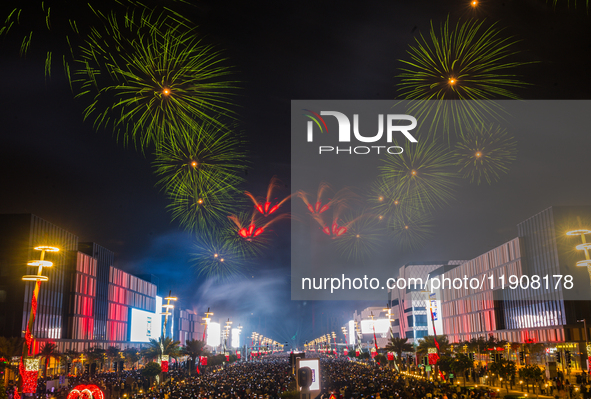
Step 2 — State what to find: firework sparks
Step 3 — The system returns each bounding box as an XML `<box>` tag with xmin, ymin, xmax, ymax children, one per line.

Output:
<box><xmin>388</xmin><ymin>211</ymin><xmax>434</xmax><ymax>251</ymax></box>
<box><xmin>397</xmin><ymin>17</ymin><xmax>531</xmax><ymax>138</ymax></box>
<box><xmin>166</xmin><ymin>170</ymin><xmax>242</xmax><ymax>232</ymax></box>
<box><xmin>152</xmin><ymin>121</ymin><xmax>246</xmax><ymax>194</ymax></box>
<box><xmin>73</xmin><ymin>9</ymin><xmax>237</xmax><ymax>151</ymax></box>
<box><xmin>191</xmin><ymin>232</ymin><xmax>247</xmax><ymax>281</ymax></box>
<box><xmin>227</xmin><ymin>212</ymin><xmax>290</xmax><ymax>257</ymax></box>
<box><xmin>0</xmin><ymin>0</ymin><xmax>191</xmax><ymax>78</ymax></box>
<box><xmin>245</xmin><ymin>176</ymin><xmax>291</xmax><ymax>217</ymax></box>
<box><xmin>333</xmin><ymin>212</ymin><xmax>386</xmax><ymax>261</ymax></box>
<box><xmin>454</xmin><ymin>123</ymin><xmax>517</xmax><ymax>184</ymax></box>
<box><xmin>379</xmin><ymin>140</ymin><xmax>458</xmax><ymax>212</ymax></box>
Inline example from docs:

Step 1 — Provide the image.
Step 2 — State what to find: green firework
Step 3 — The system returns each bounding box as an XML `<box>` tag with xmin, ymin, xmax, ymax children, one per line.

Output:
<box><xmin>367</xmin><ymin>177</ymin><xmax>423</xmax><ymax>219</ymax></box>
<box><xmin>152</xmin><ymin>121</ymin><xmax>247</xmax><ymax>195</ymax></box>
<box><xmin>388</xmin><ymin>211</ymin><xmax>434</xmax><ymax>251</ymax></box>
<box><xmin>191</xmin><ymin>232</ymin><xmax>247</xmax><ymax>281</ymax></box>
<box><xmin>333</xmin><ymin>212</ymin><xmax>386</xmax><ymax>261</ymax></box>
<box><xmin>166</xmin><ymin>170</ymin><xmax>242</xmax><ymax>232</ymax></box>
<box><xmin>0</xmin><ymin>0</ymin><xmax>191</xmax><ymax>79</ymax></box>
<box><xmin>379</xmin><ymin>140</ymin><xmax>458</xmax><ymax>212</ymax></box>
<box><xmin>454</xmin><ymin>123</ymin><xmax>517</xmax><ymax>184</ymax></box>
<box><xmin>73</xmin><ymin>9</ymin><xmax>237</xmax><ymax>151</ymax></box>
<box><xmin>397</xmin><ymin>17</ymin><xmax>531</xmax><ymax>138</ymax></box>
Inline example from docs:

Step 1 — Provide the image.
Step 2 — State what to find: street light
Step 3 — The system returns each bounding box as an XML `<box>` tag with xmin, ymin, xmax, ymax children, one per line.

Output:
<box><xmin>20</xmin><ymin>245</ymin><xmax>59</xmax><ymax>395</ymax></box>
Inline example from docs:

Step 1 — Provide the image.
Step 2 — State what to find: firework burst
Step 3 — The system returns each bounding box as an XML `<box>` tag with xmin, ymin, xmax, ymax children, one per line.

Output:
<box><xmin>245</xmin><ymin>176</ymin><xmax>291</xmax><ymax>217</ymax></box>
<box><xmin>166</xmin><ymin>170</ymin><xmax>242</xmax><ymax>232</ymax></box>
<box><xmin>0</xmin><ymin>0</ymin><xmax>191</xmax><ymax>79</ymax></box>
<box><xmin>227</xmin><ymin>212</ymin><xmax>290</xmax><ymax>257</ymax></box>
<box><xmin>367</xmin><ymin>177</ymin><xmax>422</xmax><ymax>219</ymax></box>
<box><xmin>454</xmin><ymin>123</ymin><xmax>517</xmax><ymax>184</ymax></box>
<box><xmin>397</xmin><ymin>17</ymin><xmax>531</xmax><ymax>138</ymax></box>
<box><xmin>152</xmin><ymin>121</ymin><xmax>246</xmax><ymax>194</ymax></box>
<box><xmin>333</xmin><ymin>212</ymin><xmax>386</xmax><ymax>261</ymax></box>
<box><xmin>73</xmin><ymin>9</ymin><xmax>237</xmax><ymax>150</ymax></box>
<box><xmin>379</xmin><ymin>140</ymin><xmax>458</xmax><ymax>212</ymax></box>
<box><xmin>191</xmin><ymin>232</ymin><xmax>247</xmax><ymax>281</ymax></box>
<box><xmin>388</xmin><ymin>211</ymin><xmax>434</xmax><ymax>251</ymax></box>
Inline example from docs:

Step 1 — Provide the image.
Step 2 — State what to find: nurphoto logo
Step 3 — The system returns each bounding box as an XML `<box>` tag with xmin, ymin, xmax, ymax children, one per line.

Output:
<box><xmin>303</xmin><ymin>109</ymin><xmax>418</xmax><ymax>155</ymax></box>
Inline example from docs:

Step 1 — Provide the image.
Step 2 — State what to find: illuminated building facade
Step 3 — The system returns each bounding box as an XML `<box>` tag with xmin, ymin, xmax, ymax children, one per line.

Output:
<box><xmin>174</xmin><ymin>308</ymin><xmax>205</xmax><ymax>346</ymax></box>
<box><xmin>352</xmin><ymin>307</ymin><xmax>392</xmax><ymax>348</ymax></box>
<box><xmin>0</xmin><ymin>214</ymin><xmax>160</xmax><ymax>353</ymax></box>
<box><xmin>388</xmin><ymin>261</ymin><xmax>465</xmax><ymax>344</ymax></box>
<box><xmin>385</xmin><ymin>206</ymin><xmax>591</xmax><ymax>368</ymax></box>
<box><xmin>0</xmin><ymin>214</ymin><xmax>78</xmax><ymax>346</ymax></box>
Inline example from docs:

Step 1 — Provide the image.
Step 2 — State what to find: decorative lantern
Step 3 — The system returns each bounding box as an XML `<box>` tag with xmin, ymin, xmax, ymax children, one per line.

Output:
<box><xmin>200</xmin><ymin>356</ymin><xmax>207</xmax><ymax>366</ymax></box>
<box><xmin>387</xmin><ymin>352</ymin><xmax>395</xmax><ymax>361</ymax></box>
<box><xmin>160</xmin><ymin>355</ymin><xmax>169</xmax><ymax>372</ymax></box>
<box><xmin>21</xmin><ymin>358</ymin><xmax>40</xmax><ymax>393</ymax></box>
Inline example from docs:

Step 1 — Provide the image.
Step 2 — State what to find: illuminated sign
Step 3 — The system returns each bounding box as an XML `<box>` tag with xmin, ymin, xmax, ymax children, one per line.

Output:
<box><xmin>129</xmin><ymin>296</ymin><xmax>162</xmax><ymax>342</ymax></box>
<box><xmin>298</xmin><ymin>358</ymin><xmax>321</xmax><ymax>392</ymax></box>
<box><xmin>231</xmin><ymin>328</ymin><xmax>240</xmax><ymax>348</ymax></box>
<box><xmin>427</xmin><ymin>291</ymin><xmax>443</xmax><ymax>336</ymax></box>
<box><xmin>348</xmin><ymin>320</ymin><xmax>356</xmax><ymax>345</ymax></box>
<box><xmin>207</xmin><ymin>322</ymin><xmax>221</xmax><ymax>347</ymax></box>
<box><xmin>360</xmin><ymin>319</ymin><xmax>390</xmax><ymax>334</ymax></box>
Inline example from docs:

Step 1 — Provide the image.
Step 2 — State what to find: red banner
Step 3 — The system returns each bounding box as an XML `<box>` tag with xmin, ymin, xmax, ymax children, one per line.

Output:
<box><xmin>356</xmin><ymin>350</ymin><xmax>360</xmax><ymax>357</ymax></box>
<box><xmin>161</xmin><ymin>360</ymin><xmax>169</xmax><ymax>372</ymax></box>
<box><xmin>344</xmin><ymin>348</ymin><xmax>348</xmax><ymax>356</ymax></box>
<box><xmin>200</xmin><ymin>356</ymin><xmax>207</xmax><ymax>366</ymax></box>
<box><xmin>387</xmin><ymin>352</ymin><xmax>395</xmax><ymax>361</ymax></box>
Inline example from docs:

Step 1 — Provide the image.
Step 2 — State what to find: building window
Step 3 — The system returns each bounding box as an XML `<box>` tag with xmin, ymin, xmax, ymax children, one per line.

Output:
<box><xmin>415</xmin><ymin>330</ymin><xmax>428</xmax><ymax>338</ymax></box>
<box><xmin>405</xmin><ymin>331</ymin><xmax>414</xmax><ymax>339</ymax></box>
<box><xmin>407</xmin><ymin>315</ymin><xmax>414</xmax><ymax>327</ymax></box>
<box><xmin>415</xmin><ymin>315</ymin><xmax>428</xmax><ymax>326</ymax></box>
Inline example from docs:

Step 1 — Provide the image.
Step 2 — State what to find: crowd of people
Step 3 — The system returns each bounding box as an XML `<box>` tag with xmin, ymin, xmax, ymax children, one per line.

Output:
<box><xmin>3</xmin><ymin>355</ymin><xmax>590</xmax><ymax>399</ymax></box>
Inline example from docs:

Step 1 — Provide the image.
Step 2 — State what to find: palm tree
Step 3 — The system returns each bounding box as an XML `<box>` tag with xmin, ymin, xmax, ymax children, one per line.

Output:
<box><xmin>0</xmin><ymin>337</ymin><xmax>23</xmax><ymax>380</ymax></box>
<box><xmin>37</xmin><ymin>343</ymin><xmax>60</xmax><ymax>378</ymax></box>
<box><xmin>84</xmin><ymin>346</ymin><xmax>105</xmax><ymax>375</ymax></box>
<box><xmin>416</xmin><ymin>335</ymin><xmax>450</xmax><ymax>356</ymax></box>
<box><xmin>105</xmin><ymin>346</ymin><xmax>120</xmax><ymax>371</ymax></box>
<box><xmin>123</xmin><ymin>348</ymin><xmax>140</xmax><ymax>370</ymax></box>
<box><xmin>384</xmin><ymin>337</ymin><xmax>413</xmax><ymax>368</ymax></box>
<box><xmin>182</xmin><ymin>340</ymin><xmax>207</xmax><ymax>376</ymax></box>
<box><xmin>64</xmin><ymin>349</ymin><xmax>80</xmax><ymax>375</ymax></box>
<box><xmin>141</xmin><ymin>337</ymin><xmax>181</xmax><ymax>362</ymax></box>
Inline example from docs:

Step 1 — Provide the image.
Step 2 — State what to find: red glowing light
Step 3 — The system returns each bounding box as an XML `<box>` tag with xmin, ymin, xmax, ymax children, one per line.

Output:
<box><xmin>68</xmin><ymin>385</ymin><xmax>104</xmax><ymax>399</ymax></box>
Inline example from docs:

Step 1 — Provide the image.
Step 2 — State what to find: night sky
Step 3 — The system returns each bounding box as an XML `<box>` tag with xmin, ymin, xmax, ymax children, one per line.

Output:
<box><xmin>1</xmin><ymin>0</ymin><xmax>591</xmax><ymax>346</ymax></box>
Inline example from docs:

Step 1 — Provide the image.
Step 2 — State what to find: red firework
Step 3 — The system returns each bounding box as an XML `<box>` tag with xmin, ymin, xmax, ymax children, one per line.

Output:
<box><xmin>297</xmin><ymin>182</ymin><xmax>335</xmax><ymax>215</ymax></box>
<box><xmin>228</xmin><ymin>212</ymin><xmax>290</xmax><ymax>242</ymax></box>
<box><xmin>245</xmin><ymin>176</ymin><xmax>291</xmax><ymax>216</ymax></box>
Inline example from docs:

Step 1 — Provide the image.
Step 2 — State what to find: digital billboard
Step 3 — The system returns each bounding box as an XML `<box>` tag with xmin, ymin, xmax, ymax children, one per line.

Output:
<box><xmin>129</xmin><ymin>296</ymin><xmax>162</xmax><ymax>342</ymax></box>
<box><xmin>297</xmin><ymin>358</ymin><xmax>321</xmax><ymax>392</ymax></box>
<box><xmin>207</xmin><ymin>322</ymin><xmax>221</xmax><ymax>347</ymax></box>
<box><xmin>348</xmin><ymin>320</ymin><xmax>355</xmax><ymax>345</ymax></box>
<box><xmin>360</xmin><ymin>319</ymin><xmax>390</xmax><ymax>334</ymax></box>
<box><xmin>231</xmin><ymin>328</ymin><xmax>240</xmax><ymax>348</ymax></box>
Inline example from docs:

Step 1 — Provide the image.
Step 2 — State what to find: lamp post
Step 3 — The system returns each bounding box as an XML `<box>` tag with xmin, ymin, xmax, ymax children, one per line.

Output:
<box><xmin>20</xmin><ymin>245</ymin><xmax>59</xmax><ymax>396</ymax></box>
<box><xmin>160</xmin><ymin>291</ymin><xmax>177</xmax><ymax>374</ymax></box>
